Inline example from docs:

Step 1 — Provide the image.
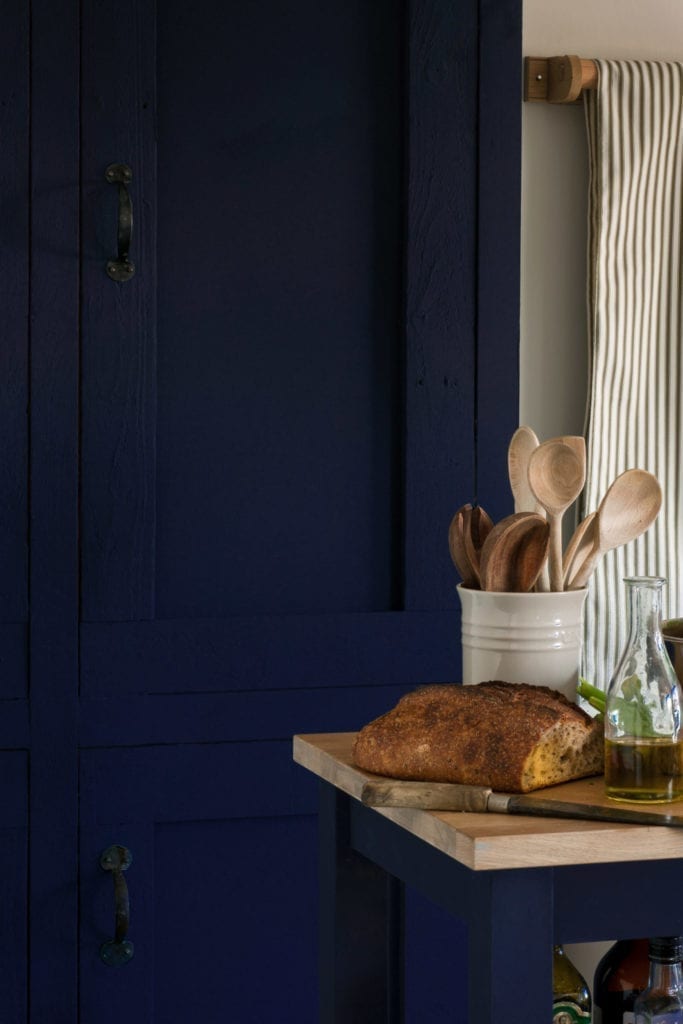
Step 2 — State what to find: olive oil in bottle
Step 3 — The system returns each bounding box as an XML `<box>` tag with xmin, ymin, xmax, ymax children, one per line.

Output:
<box><xmin>593</xmin><ymin>938</ymin><xmax>650</xmax><ymax>1023</ymax></box>
<box><xmin>604</xmin><ymin>577</ymin><xmax>683</xmax><ymax>804</ymax></box>
<box><xmin>553</xmin><ymin>944</ymin><xmax>592</xmax><ymax>1022</ymax></box>
<box><xmin>605</xmin><ymin>738</ymin><xmax>683</xmax><ymax>804</ymax></box>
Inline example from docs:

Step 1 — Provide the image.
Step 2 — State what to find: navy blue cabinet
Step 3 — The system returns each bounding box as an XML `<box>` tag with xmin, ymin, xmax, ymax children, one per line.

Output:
<box><xmin>21</xmin><ymin>1</ymin><xmax>521</xmax><ymax>1019</ymax></box>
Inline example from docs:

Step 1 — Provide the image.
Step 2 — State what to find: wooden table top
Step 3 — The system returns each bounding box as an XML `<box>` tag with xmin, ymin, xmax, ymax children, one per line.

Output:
<box><xmin>293</xmin><ymin>732</ymin><xmax>683</xmax><ymax>871</ymax></box>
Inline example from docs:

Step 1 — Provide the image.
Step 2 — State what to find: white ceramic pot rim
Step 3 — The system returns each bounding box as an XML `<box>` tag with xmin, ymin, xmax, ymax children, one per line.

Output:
<box><xmin>457</xmin><ymin>583</ymin><xmax>588</xmax><ymax>599</ymax></box>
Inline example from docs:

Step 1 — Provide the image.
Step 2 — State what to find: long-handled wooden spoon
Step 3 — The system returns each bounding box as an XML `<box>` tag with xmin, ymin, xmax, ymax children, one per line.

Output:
<box><xmin>508</xmin><ymin>426</ymin><xmax>541</xmax><ymax>514</ymax></box>
<box><xmin>567</xmin><ymin>469</ymin><xmax>663</xmax><ymax>590</ymax></box>
<box><xmin>527</xmin><ymin>440</ymin><xmax>586</xmax><ymax>591</ymax></box>
<box><xmin>562</xmin><ymin>510</ymin><xmax>597</xmax><ymax>588</ymax></box>
<box><xmin>448</xmin><ymin>503</ymin><xmax>479</xmax><ymax>588</ymax></box>
<box><xmin>508</xmin><ymin>425</ymin><xmax>552</xmax><ymax>591</ymax></box>
<box><xmin>479</xmin><ymin>512</ymin><xmax>550</xmax><ymax>593</ymax></box>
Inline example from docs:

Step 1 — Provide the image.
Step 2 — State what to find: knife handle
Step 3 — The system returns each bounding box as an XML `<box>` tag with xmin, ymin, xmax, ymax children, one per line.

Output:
<box><xmin>360</xmin><ymin>780</ymin><xmax>493</xmax><ymax>812</ymax></box>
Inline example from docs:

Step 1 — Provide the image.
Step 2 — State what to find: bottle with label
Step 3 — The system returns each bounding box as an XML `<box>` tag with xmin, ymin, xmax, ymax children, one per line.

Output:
<box><xmin>633</xmin><ymin>936</ymin><xmax>683</xmax><ymax>1023</ymax></box>
<box><xmin>593</xmin><ymin>939</ymin><xmax>650</xmax><ymax>1023</ymax></box>
<box><xmin>604</xmin><ymin>577</ymin><xmax>683</xmax><ymax>803</ymax></box>
<box><xmin>553</xmin><ymin>944</ymin><xmax>592</xmax><ymax>1022</ymax></box>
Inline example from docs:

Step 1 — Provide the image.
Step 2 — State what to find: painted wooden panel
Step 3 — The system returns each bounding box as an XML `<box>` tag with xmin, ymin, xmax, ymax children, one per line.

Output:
<box><xmin>79</xmin><ymin>745</ymin><xmax>320</xmax><ymax>1018</ymax></box>
<box><xmin>0</xmin><ymin>1</ymin><xmax>29</xmax><ymax>627</ymax></box>
<box><xmin>0</xmin><ymin>827</ymin><xmax>28</xmax><ymax>1023</ymax></box>
<box><xmin>29</xmin><ymin>0</ymin><xmax>81</xmax><ymax>1019</ymax></box>
<box><xmin>79</xmin><ymin>817</ymin><xmax>318</xmax><ymax>1023</ymax></box>
<box><xmin>78</xmin><ymin>683</ymin><xmax>415</xmax><ymax>747</ymax></box>
<box><xmin>80</xmin><ymin>742</ymin><xmax>317</xmax><ymax>825</ymax></box>
<box><xmin>0</xmin><ymin>755</ymin><xmax>29</xmax><ymax>1023</ymax></box>
<box><xmin>404</xmin><ymin>0</ymin><xmax>478</xmax><ymax>611</ymax></box>
<box><xmin>0</xmin><ymin>625</ymin><xmax>29</xmax><ymax>701</ymax></box>
<box><xmin>74</xmin><ymin>1</ymin><xmax>520</xmax><ymax>1022</ymax></box>
<box><xmin>80</xmin><ymin>611</ymin><xmax>460</xmax><ymax>697</ymax></box>
<box><xmin>153</xmin><ymin>0</ymin><xmax>404</xmax><ymax>621</ymax></box>
<box><xmin>80</xmin><ymin>0</ymin><xmax>157</xmax><ymax>622</ymax></box>
<box><xmin>476</xmin><ymin>0</ymin><xmax>523</xmax><ymax>521</ymax></box>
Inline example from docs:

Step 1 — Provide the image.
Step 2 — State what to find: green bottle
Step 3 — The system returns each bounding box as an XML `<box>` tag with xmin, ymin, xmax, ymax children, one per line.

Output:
<box><xmin>553</xmin><ymin>945</ymin><xmax>592</xmax><ymax>1022</ymax></box>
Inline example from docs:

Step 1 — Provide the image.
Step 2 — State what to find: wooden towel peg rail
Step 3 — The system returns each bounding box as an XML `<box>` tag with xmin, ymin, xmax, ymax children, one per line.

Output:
<box><xmin>524</xmin><ymin>55</ymin><xmax>598</xmax><ymax>103</ymax></box>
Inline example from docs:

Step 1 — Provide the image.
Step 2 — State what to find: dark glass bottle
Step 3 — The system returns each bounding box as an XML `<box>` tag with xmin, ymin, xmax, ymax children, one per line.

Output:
<box><xmin>633</xmin><ymin>936</ymin><xmax>683</xmax><ymax>1022</ymax></box>
<box><xmin>593</xmin><ymin>939</ymin><xmax>650</xmax><ymax>1023</ymax></box>
<box><xmin>553</xmin><ymin>944</ymin><xmax>592</xmax><ymax>1022</ymax></box>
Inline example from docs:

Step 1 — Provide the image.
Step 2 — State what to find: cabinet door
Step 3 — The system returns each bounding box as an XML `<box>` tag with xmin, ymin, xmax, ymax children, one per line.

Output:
<box><xmin>79</xmin><ymin>744</ymin><xmax>320</xmax><ymax>1021</ymax></box>
<box><xmin>76</xmin><ymin>0</ymin><xmax>520</xmax><ymax>1020</ymax></box>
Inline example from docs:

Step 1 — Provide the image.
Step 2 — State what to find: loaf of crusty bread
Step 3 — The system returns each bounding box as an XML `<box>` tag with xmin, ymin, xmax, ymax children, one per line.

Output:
<box><xmin>353</xmin><ymin>681</ymin><xmax>603</xmax><ymax>793</ymax></box>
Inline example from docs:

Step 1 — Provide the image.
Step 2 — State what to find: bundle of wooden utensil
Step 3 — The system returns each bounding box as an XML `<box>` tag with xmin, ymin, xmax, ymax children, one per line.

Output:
<box><xmin>448</xmin><ymin>426</ymin><xmax>663</xmax><ymax>593</ymax></box>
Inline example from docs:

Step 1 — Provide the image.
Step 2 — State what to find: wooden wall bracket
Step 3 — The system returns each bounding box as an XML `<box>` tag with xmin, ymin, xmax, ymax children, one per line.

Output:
<box><xmin>524</xmin><ymin>55</ymin><xmax>598</xmax><ymax>103</ymax></box>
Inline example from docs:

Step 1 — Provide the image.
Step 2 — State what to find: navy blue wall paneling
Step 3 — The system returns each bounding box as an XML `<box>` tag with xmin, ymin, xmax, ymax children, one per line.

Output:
<box><xmin>80</xmin><ymin>0</ymin><xmax>157</xmax><ymax>622</ymax></box>
<box><xmin>29</xmin><ymin>0</ymin><xmax>80</xmax><ymax>1018</ymax></box>
<box><xmin>404</xmin><ymin>0</ymin><xmax>479</xmax><ymax>612</ymax></box>
<box><xmin>476</xmin><ymin>0</ymin><xmax>523</xmax><ymax>522</ymax></box>
<box><xmin>0</xmin><ymin>1</ymin><xmax>29</xmax><ymax>627</ymax></box>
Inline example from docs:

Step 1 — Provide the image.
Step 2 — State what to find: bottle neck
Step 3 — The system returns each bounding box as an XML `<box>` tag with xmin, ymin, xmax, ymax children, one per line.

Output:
<box><xmin>626</xmin><ymin>577</ymin><xmax>665</xmax><ymax>641</ymax></box>
<box><xmin>649</xmin><ymin>958</ymin><xmax>683</xmax><ymax>992</ymax></box>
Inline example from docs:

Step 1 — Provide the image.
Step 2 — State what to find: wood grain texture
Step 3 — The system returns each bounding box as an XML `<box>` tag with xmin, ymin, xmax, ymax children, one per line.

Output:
<box><xmin>294</xmin><ymin>732</ymin><xmax>683</xmax><ymax>870</ymax></box>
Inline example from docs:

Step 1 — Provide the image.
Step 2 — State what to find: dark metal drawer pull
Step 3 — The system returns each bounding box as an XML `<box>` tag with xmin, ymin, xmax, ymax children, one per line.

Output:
<box><xmin>99</xmin><ymin>844</ymin><xmax>134</xmax><ymax>966</ymax></box>
<box><xmin>105</xmin><ymin>163</ymin><xmax>135</xmax><ymax>282</ymax></box>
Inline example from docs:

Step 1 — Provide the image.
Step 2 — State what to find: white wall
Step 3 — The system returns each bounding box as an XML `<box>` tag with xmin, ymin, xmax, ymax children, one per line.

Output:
<box><xmin>521</xmin><ymin>0</ymin><xmax>683</xmax><ymax>992</ymax></box>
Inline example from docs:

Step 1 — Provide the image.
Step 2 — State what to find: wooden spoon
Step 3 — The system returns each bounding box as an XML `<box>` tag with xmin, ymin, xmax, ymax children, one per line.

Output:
<box><xmin>448</xmin><ymin>503</ymin><xmax>479</xmax><ymax>588</ymax></box>
<box><xmin>479</xmin><ymin>512</ymin><xmax>550</xmax><ymax>592</ymax></box>
<box><xmin>562</xmin><ymin>510</ymin><xmax>597</xmax><ymax>588</ymax></box>
<box><xmin>550</xmin><ymin>434</ymin><xmax>586</xmax><ymax>467</ymax></box>
<box><xmin>508</xmin><ymin>425</ymin><xmax>551</xmax><ymax>592</ymax></box>
<box><xmin>527</xmin><ymin>440</ymin><xmax>586</xmax><ymax>591</ymax></box>
<box><xmin>568</xmin><ymin>469</ymin><xmax>663</xmax><ymax>590</ymax></box>
<box><xmin>463</xmin><ymin>505</ymin><xmax>494</xmax><ymax>584</ymax></box>
<box><xmin>508</xmin><ymin>426</ymin><xmax>541</xmax><ymax>514</ymax></box>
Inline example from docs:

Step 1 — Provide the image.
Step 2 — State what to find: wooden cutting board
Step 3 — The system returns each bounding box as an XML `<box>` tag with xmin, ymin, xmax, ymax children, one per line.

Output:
<box><xmin>293</xmin><ymin>732</ymin><xmax>683</xmax><ymax>871</ymax></box>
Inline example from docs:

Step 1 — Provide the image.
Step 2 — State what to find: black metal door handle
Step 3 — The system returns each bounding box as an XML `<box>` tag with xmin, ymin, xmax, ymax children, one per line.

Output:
<box><xmin>105</xmin><ymin>163</ymin><xmax>135</xmax><ymax>282</ymax></box>
<box><xmin>99</xmin><ymin>844</ymin><xmax>134</xmax><ymax>966</ymax></box>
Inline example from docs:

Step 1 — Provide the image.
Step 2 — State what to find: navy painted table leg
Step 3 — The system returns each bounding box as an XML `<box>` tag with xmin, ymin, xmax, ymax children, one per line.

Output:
<box><xmin>318</xmin><ymin>781</ymin><xmax>404</xmax><ymax>1022</ymax></box>
<box><xmin>467</xmin><ymin>867</ymin><xmax>554</xmax><ymax>1022</ymax></box>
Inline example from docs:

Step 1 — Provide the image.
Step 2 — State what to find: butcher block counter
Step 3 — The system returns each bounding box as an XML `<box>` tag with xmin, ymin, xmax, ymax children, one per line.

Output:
<box><xmin>294</xmin><ymin>732</ymin><xmax>683</xmax><ymax>1023</ymax></box>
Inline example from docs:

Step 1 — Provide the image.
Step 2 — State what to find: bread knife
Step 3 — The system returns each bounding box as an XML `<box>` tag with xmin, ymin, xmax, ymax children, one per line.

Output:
<box><xmin>360</xmin><ymin>779</ymin><xmax>683</xmax><ymax>827</ymax></box>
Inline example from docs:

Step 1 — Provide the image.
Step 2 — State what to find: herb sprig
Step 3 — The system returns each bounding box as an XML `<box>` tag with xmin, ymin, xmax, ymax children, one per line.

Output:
<box><xmin>577</xmin><ymin>676</ymin><xmax>656</xmax><ymax>736</ymax></box>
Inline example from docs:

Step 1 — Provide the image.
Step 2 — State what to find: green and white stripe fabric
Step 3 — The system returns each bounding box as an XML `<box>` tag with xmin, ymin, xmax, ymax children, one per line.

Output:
<box><xmin>582</xmin><ymin>60</ymin><xmax>683</xmax><ymax>689</ymax></box>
